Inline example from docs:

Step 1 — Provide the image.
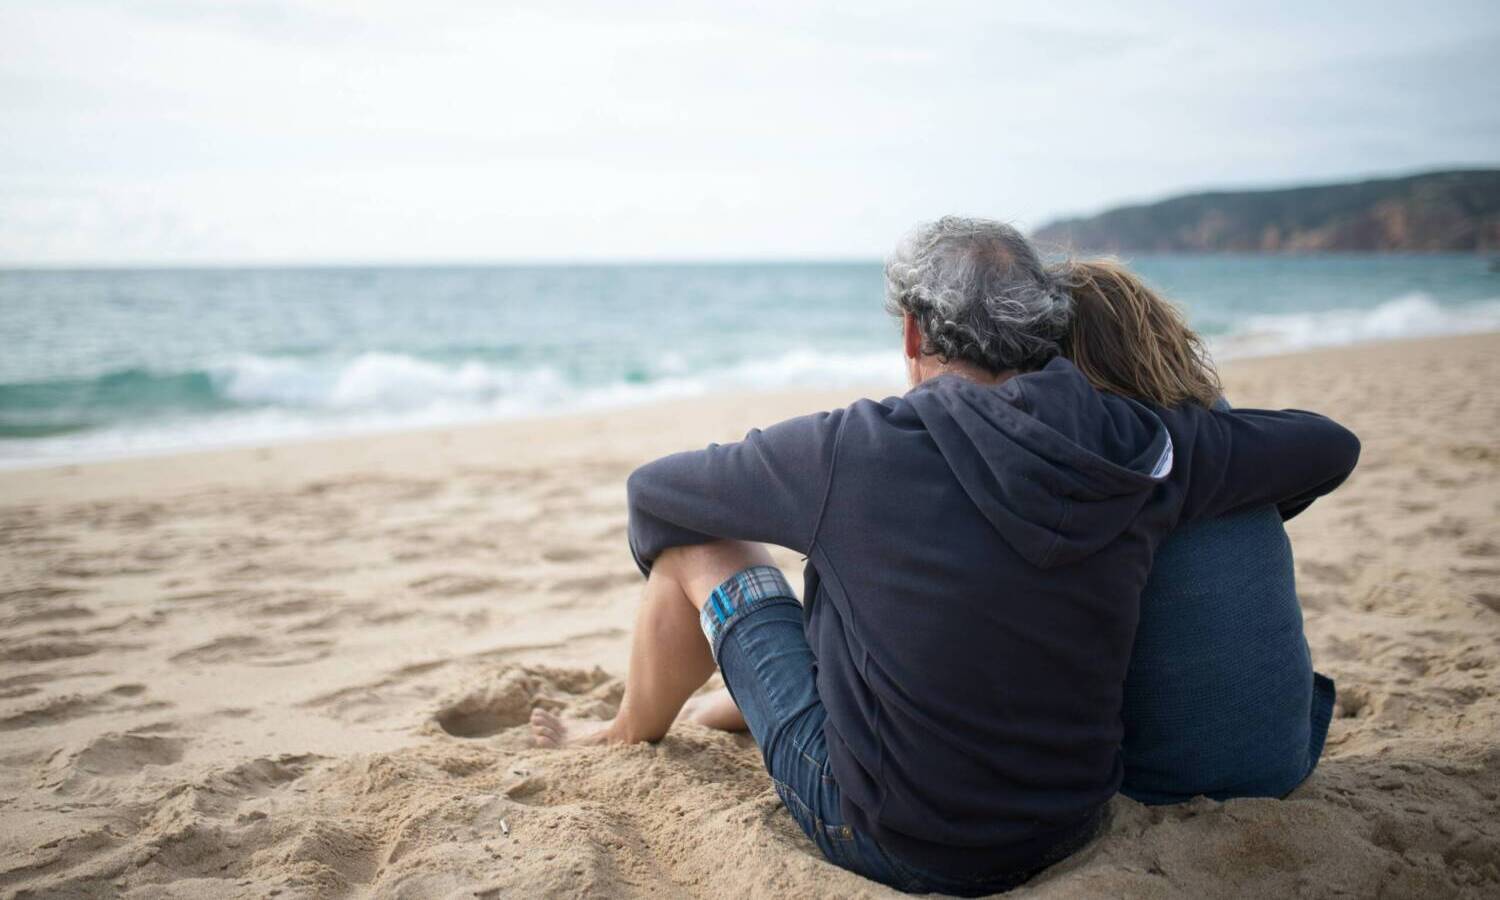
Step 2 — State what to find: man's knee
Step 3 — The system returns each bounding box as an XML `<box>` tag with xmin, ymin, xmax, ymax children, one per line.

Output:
<box><xmin>655</xmin><ymin>540</ymin><xmax>775</xmax><ymax>609</ymax></box>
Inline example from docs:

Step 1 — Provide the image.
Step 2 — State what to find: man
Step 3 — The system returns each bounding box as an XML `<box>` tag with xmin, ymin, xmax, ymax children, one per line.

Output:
<box><xmin>532</xmin><ymin>217</ymin><xmax>1359</xmax><ymax>894</ymax></box>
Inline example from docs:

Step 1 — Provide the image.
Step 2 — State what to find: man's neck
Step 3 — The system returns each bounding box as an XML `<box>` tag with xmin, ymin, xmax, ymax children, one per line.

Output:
<box><xmin>913</xmin><ymin>357</ymin><xmax>1016</xmax><ymax>388</ymax></box>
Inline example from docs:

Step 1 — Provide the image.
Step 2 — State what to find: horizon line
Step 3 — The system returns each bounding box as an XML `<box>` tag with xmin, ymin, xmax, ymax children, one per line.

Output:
<box><xmin>0</xmin><ymin>255</ymin><xmax>889</xmax><ymax>272</ymax></box>
<box><xmin>3</xmin><ymin>248</ymin><xmax>1495</xmax><ymax>272</ymax></box>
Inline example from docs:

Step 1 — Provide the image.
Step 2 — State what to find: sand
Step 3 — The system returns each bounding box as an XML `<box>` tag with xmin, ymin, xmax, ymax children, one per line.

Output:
<box><xmin>1</xmin><ymin>332</ymin><xmax>1498</xmax><ymax>899</ymax></box>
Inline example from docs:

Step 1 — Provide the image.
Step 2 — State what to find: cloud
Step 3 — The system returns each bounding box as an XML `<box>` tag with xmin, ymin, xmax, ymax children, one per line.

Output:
<box><xmin>1</xmin><ymin>0</ymin><xmax>1496</xmax><ymax>263</ymax></box>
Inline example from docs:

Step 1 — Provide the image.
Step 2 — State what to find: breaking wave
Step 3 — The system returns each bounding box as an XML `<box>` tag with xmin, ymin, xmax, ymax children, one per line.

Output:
<box><xmin>1211</xmin><ymin>293</ymin><xmax>1500</xmax><ymax>358</ymax></box>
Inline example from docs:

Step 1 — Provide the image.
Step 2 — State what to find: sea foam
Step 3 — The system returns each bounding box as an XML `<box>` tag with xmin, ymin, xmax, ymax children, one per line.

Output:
<box><xmin>1213</xmin><ymin>293</ymin><xmax>1500</xmax><ymax>358</ymax></box>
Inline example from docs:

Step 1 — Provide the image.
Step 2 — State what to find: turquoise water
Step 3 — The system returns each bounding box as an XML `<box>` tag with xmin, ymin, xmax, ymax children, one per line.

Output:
<box><xmin>3</xmin><ymin>255</ymin><xmax>1498</xmax><ymax>465</ymax></box>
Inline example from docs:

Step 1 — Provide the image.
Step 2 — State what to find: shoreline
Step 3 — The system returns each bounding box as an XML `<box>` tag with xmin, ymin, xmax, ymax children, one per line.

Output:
<box><xmin>1</xmin><ymin>330</ymin><xmax>1494</xmax><ymax>497</ymax></box>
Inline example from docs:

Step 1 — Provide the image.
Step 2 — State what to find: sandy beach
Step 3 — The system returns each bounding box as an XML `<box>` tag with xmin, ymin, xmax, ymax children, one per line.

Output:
<box><xmin>1</xmin><ymin>332</ymin><xmax>1497</xmax><ymax>899</ymax></box>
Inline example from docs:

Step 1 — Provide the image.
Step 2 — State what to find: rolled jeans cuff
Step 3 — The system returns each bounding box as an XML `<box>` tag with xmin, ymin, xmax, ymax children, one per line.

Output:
<box><xmin>698</xmin><ymin>564</ymin><xmax>799</xmax><ymax>663</ymax></box>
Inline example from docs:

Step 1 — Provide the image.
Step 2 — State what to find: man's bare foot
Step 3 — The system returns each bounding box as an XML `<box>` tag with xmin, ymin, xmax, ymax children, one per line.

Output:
<box><xmin>676</xmin><ymin>688</ymin><xmax>749</xmax><ymax>732</ymax></box>
<box><xmin>529</xmin><ymin>709</ymin><xmax>617</xmax><ymax>748</ymax></box>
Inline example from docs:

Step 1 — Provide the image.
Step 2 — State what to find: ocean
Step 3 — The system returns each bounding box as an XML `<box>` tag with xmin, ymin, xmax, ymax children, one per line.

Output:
<box><xmin>3</xmin><ymin>255</ymin><xmax>1498</xmax><ymax>468</ymax></box>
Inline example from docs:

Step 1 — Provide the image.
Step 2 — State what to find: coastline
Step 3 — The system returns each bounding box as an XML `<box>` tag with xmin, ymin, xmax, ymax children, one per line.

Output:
<box><xmin>1</xmin><ymin>331</ymin><xmax>1498</xmax><ymax>897</ymax></box>
<box><xmin>2</xmin><ymin>330</ymin><xmax>1494</xmax><ymax>498</ymax></box>
<box><xmin>5</xmin><ymin>260</ymin><xmax>1499</xmax><ymax>473</ymax></box>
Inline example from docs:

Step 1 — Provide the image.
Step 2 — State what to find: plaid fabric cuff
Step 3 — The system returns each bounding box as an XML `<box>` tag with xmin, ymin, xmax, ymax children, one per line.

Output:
<box><xmin>699</xmin><ymin>565</ymin><xmax>798</xmax><ymax>662</ymax></box>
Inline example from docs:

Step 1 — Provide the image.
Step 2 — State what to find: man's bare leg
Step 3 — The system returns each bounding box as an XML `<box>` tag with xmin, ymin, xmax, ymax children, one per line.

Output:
<box><xmin>678</xmin><ymin>687</ymin><xmax>748</xmax><ymax>732</ymax></box>
<box><xmin>531</xmin><ymin>540</ymin><xmax>773</xmax><ymax>747</ymax></box>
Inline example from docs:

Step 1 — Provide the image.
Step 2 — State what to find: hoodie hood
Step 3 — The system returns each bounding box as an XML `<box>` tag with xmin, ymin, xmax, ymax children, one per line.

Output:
<box><xmin>905</xmin><ymin>357</ymin><xmax>1173</xmax><ymax>568</ymax></box>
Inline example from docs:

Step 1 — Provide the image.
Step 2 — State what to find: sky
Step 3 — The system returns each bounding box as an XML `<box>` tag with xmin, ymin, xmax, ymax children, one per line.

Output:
<box><xmin>2</xmin><ymin>0</ymin><xmax>1498</xmax><ymax>265</ymax></box>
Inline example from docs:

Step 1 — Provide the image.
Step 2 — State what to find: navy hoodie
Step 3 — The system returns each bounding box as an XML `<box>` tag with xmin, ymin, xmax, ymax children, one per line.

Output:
<box><xmin>626</xmin><ymin>358</ymin><xmax>1359</xmax><ymax>875</ymax></box>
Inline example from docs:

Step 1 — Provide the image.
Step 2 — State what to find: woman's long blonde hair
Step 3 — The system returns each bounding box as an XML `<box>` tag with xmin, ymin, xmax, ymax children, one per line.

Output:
<box><xmin>1050</xmin><ymin>258</ymin><xmax>1222</xmax><ymax>409</ymax></box>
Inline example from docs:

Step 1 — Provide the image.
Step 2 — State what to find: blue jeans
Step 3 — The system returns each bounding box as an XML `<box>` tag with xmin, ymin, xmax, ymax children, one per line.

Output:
<box><xmin>1124</xmin><ymin>506</ymin><xmax>1334</xmax><ymax>804</ymax></box>
<box><xmin>700</xmin><ymin>566</ymin><xmax>1073</xmax><ymax>896</ymax></box>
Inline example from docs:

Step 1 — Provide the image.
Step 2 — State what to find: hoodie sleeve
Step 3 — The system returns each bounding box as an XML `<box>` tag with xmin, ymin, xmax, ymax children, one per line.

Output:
<box><xmin>1179</xmin><ymin>407</ymin><xmax>1361</xmax><ymax>524</ymax></box>
<box><xmin>625</xmin><ymin>408</ymin><xmax>845</xmax><ymax>575</ymax></box>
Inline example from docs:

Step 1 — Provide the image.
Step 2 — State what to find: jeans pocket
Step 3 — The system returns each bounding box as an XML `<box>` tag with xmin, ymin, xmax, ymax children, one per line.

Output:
<box><xmin>816</xmin><ymin>818</ymin><xmax>857</xmax><ymax>869</ymax></box>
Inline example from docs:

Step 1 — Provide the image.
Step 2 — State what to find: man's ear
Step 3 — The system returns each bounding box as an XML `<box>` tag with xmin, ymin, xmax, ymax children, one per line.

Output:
<box><xmin>903</xmin><ymin>312</ymin><xmax>922</xmax><ymax>360</ymax></box>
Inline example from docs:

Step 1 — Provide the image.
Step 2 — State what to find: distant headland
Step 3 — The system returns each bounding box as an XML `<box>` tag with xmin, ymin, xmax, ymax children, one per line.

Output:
<box><xmin>1032</xmin><ymin>169</ymin><xmax>1500</xmax><ymax>253</ymax></box>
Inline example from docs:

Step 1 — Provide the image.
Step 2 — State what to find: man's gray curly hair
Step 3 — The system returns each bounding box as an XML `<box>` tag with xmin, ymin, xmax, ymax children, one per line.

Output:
<box><xmin>884</xmin><ymin>216</ymin><xmax>1072</xmax><ymax>373</ymax></box>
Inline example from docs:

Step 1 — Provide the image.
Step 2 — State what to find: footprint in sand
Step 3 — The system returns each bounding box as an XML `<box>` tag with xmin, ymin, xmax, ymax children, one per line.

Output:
<box><xmin>0</xmin><ymin>638</ymin><xmax>103</xmax><ymax>663</ymax></box>
<box><xmin>50</xmin><ymin>555</ymin><xmax>160</xmax><ymax>579</ymax></box>
<box><xmin>1333</xmin><ymin>684</ymin><xmax>1374</xmax><ymax>720</ymax></box>
<box><xmin>1298</xmin><ymin>560</ymin><xmax>1354</xmax><ymax>585</ymax></box>
<box><xmin>0</xmin><ymin>683</ymin><xmax>164</xmax><ymax>732</ymax></box>
<box><xmin>297</xmin><ymin>658</ymin><xmax>453</xmax><ymax>724</ymax></box>
<box><xmin>170</xmin><ymin>634</ymin><xmax>333</xmax><ymax>667</ymax></box>
<box><xmin>1423</xmin><ymin>516</ymin><xmax>1470</xmax><ymax>540</ymax></box>
<box><xmin>0</xmin><ymin>585</ymin><xmax>84</xmax><ymax>604</ymax></box>
<box><xmin>204</xmin><ymin>753</ymin><xmax>324</xmax><ymax>799</ymax></box>
<box><xmin>409</xmin><ymin>573</ymin><xmax>509</xmax><ymax>599</ymax></box>
<box><xmin>435</xmin><ymin>669</ymin><xmax>539</xmax><ymax>738</ymax></box>
<box><xmin>69</xmin><ymin>730</ymin><xmax>190</xmax><ymax>777</ymax></box>
<box><xmin>169</xmin><ymin>635</ymin><xmax>261</xmax><ymax>664</ymax></box>
<box><xmin>541</xmin><ymin>546</ymin><xmax>592</xmax><ymax>564</ymax></box>
<box><xmin>0</xmin><ymin>604</ymin><xmax>95</xmax><ymax>628</ymax></box>
<box><xmin>434</xmin><ymin>666</ymin><xmax>615</xmax><ymax>739</ymax></box>
<box><xmin>0</xmin><ymin>672</ymin><xmax>55</xmax><ymax>700</ymax></box>
<box><xmin>162</xmin><ymin>587</ymin><xmax>273</xmax><ymax>607</ymax></box>
<box><xmin>241</xmin><ymin>591</ymin><xmax>337</xmax><ymax>620</ymax></box>
<box><xmin>550</xmin><ymin>572</ymin><xmax>638</xmax><ymax>594</ymax></box>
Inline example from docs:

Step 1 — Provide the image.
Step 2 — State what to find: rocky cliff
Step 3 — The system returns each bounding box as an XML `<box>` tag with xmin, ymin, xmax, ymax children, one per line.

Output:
<box><xmin>1033</xmin><ymin>170</ymin><xmax>1500</xmax><ymax>253</ymax></box>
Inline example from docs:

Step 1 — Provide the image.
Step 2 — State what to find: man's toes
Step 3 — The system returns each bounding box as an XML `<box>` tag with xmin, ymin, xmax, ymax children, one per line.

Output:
<box><xmin>531</xmin><ymin>721</ymin><xmax>562</xmax><ymax>746</ymax></box>
<box><xmin>530</xmin><ymin>708</ymin><xmax>563</xmax><ymax>746</ymax></box>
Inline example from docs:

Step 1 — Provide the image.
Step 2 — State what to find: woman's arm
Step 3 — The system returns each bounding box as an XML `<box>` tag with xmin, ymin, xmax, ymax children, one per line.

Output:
<box><xmin>1178</xmin><ymin>407</ymin><xmax>1361</xmax><ymax>524</ymax></box>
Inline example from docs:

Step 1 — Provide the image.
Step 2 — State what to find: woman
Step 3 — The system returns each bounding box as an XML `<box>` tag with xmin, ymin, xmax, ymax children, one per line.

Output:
<box><xmin>1054</xmin><ymin>258</ymin><xmax>1335</xmax><ymax>804</ymax></box>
